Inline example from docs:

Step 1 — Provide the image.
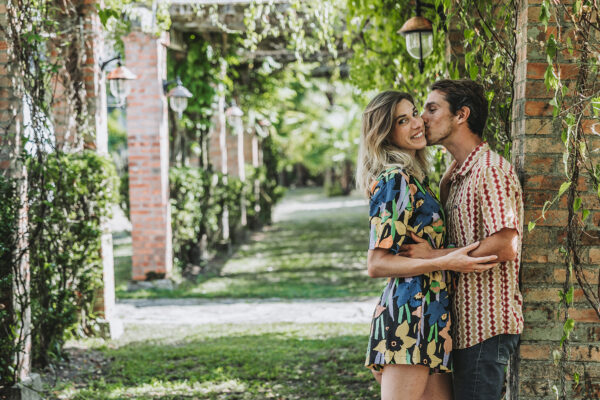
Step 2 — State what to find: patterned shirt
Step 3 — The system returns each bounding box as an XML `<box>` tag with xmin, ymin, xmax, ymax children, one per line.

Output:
<box><xmin>445</xmin><ymin>142</ymin><xmax>524</xmax><ymax>349</ymax></box>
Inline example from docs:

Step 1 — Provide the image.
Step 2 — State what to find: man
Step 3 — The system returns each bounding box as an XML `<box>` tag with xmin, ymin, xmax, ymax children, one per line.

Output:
<box><xmin>399</xmin><ymin>79</ymin><xmax>524</xmax><ymax>400</ymax></box>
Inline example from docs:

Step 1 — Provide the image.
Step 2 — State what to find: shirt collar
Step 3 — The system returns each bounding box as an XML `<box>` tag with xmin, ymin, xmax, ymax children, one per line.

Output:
<box><xmin>450</xmin><ymin>141</ymin><xmax>490</xmax><ymax>182</ymax></box>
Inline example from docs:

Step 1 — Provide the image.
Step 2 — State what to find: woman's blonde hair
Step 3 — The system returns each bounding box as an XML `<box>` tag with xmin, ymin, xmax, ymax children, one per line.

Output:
<box><xmin>356</xmin><ymin>90</ymin><xmax>429</xmax><ymax>197</ymax></box>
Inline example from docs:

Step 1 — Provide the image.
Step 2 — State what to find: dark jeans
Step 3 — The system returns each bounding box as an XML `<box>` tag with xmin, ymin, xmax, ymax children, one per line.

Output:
<box><xmin>452</xmin><ymin>334</ymin><xmax>520</xmax><ymax>400</ymax></box>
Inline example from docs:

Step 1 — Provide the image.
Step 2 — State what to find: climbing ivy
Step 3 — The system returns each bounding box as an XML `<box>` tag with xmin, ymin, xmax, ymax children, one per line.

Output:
<box><xmin>528</xmin><ymin>2</ymin><xmax>600</xmax><ymax>398</ymax></box>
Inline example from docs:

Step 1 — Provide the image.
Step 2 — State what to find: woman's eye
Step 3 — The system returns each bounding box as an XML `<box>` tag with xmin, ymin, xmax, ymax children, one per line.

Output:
<box><xmin>398</xmin><ymin>118</ymin><xmax>407</xmax><ymax>125</ymax></box>
<box><xmin>413</xmin><ymin>110</ymin><xmax>418</xmax><ymax>116</ymax></box>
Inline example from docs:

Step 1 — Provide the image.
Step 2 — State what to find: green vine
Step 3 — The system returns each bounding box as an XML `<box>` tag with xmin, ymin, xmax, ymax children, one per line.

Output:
<box><xmin>0</xmin><ymin>0</ymin><xmax>121</xmax><ymax>384</ymax></box>
<box><xmin>527</xmin><ymin>1</ymin><xmax>600</xmax><ymax>398</ymax></box>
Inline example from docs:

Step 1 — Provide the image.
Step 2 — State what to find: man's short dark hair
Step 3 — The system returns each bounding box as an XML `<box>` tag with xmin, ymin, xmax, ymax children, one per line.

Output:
<box><xmin>430</xmin><ymin>79</ymin><xmax>488</xmax><ymax>137</ymax></box>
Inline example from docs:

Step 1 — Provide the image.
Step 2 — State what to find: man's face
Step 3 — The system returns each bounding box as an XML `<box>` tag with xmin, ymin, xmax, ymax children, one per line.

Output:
<box><xmin>421</xmin><ymin>90</ymin><xmax>456</xmax><ymax>146</ymax></box>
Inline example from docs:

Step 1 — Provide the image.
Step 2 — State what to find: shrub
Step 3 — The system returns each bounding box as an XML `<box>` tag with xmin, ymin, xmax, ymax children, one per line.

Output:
<box><xmin>27</xmin><ymin>151</ymin><xmax>118</xmax><ymax>366</ymax></box>
<box><xmin>0</xmin><ymin>175</ymin><xmax>20</xmax><ymax>387</ymax></box>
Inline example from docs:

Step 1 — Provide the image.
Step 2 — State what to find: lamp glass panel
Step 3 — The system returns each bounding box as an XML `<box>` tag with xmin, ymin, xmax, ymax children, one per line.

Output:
<box><xmin>109</xmin><ymin>79</ymin><xmax>131</xmax><ymax>102</ymax></box>
<box><xmin>170</xmin><ymin>96</ymin><xmax>188</xmax><ymax>114</ymax></box>
<box><xmin>405</xmin><ymin>31</ymin><xmax>434</xmax><ymax>60</ymax></box>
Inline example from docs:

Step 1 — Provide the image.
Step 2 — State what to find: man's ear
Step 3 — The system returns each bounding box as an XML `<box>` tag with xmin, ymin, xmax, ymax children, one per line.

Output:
<box><xmin>456</xmin><ymin>106</ymin><xmax>470</xmax><ymax>125</ymax></box>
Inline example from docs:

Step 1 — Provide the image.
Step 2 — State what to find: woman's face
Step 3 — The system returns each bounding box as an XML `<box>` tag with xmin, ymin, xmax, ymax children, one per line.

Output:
<box><xmin>389</xmin><ymin>99</ymin><xmax>426</xmax><ymax>154</ymax></box>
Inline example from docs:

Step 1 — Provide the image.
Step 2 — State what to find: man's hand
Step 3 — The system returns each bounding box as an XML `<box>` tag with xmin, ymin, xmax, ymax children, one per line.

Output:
<box><xmin>397</xmin><ymin>232</ymin><xmax>435</xmax><ymax>259</ymax></box>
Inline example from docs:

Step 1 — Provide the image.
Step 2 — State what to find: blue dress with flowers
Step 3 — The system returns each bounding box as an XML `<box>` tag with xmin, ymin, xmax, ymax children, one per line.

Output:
<box><xmin>365</xmin><ymin>168</ymin><xmax>452</xmax><ymax>373</ymax></box>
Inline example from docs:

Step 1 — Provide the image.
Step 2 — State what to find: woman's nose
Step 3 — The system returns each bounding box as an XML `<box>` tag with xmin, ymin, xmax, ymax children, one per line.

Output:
<box><xmin>412</xmin><ymin>116</ymin><xmax>423</xmax><ymax>128</ymax></box>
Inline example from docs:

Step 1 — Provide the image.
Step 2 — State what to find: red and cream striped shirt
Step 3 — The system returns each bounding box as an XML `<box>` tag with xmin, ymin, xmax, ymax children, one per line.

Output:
<box><xmin>446</xmin><ymin>142</ymin><xmax>524</xmax><ymax>349</ymax></box>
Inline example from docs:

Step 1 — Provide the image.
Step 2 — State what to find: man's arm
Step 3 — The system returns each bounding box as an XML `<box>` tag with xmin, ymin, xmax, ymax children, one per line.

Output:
<box><xmin>439</xmin><ymin>160</ymin><xmax>457</xmax><ymax>207</ymax></box>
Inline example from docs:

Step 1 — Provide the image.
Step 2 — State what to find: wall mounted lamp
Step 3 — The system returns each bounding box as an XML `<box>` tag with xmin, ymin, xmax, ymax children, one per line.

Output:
<box><xmin>398</xmin><ymin>0</ymin><xmax>445</xmax><ymax>73</ymax></box>
<box><xmin>163</xmin><ymin>76</ymin><xmax>193</xmax><ymax>119</ymax></box>
<box><xmin>101</xmin><ymin>53</ymin><xmax>137</xmax><ymax>107</ymax></box>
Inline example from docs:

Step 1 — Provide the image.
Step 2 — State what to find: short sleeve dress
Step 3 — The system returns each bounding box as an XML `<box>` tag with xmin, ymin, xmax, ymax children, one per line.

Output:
<box><xmin>364</xmin><ymin>167</ymin><xmax>452</xmax><ymax>373</ymax></box>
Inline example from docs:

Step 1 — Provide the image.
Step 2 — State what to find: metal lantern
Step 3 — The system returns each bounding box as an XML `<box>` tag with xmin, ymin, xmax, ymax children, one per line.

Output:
<box><xmin>165</xmin><ymin>77</ymin><xmax>193</xmax><ymax>119</ymax></box>
<box><xmin>106</xmin><ymin>64</ymin><xmax>138</xmax><ymax>106</ymax></box>
<box><xmin>398</xmin><ymin>15</ymin><xmax>434</xmax><ymax>73</ymax></box>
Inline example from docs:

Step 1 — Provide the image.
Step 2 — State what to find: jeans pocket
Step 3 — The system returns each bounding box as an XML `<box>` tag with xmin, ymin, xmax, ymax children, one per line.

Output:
<box><xmin>497</xmin><ymin>334</ymin><xmax>518</xmax><ymax>365</ymax></box>
<box><xmin>497</xmin><ymin>335</ymin><xmax>510</xmax><ymax>364</ymax></box>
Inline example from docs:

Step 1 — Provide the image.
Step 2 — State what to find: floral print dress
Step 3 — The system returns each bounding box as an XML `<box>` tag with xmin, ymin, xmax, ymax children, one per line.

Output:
<box><xmin>365</xmin><ymin>168</ymin><xmax>452</xmax><ymax>373</ymax></box>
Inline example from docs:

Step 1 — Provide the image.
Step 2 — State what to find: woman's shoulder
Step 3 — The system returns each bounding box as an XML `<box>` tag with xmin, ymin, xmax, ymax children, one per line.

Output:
<box><xmin>369</xmin><ymin>167</ymin><xmax>412</xmax><ymax>198</ymax></box>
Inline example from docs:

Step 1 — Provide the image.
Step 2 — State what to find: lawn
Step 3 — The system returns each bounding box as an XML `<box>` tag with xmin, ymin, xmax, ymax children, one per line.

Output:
<box><xmin>115</xmin><ymin>188</ymin><xmax>381</xmax><ymax>300</ymax></box>
<box><xmin>48</xmin><ymin>323</ymin><xmax>378</xmax><ymax>399</ymax></box>
<box><xmin>45</xmin><ymin>189</ymin><xmax>382</xmax><ymax>399</ymax></box>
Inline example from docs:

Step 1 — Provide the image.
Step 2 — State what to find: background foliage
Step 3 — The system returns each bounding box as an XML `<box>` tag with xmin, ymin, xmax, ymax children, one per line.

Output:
<box><xmin>28</xmin><ymin>152</ymin><xmax>118</xmax><ymax>366</ymax></box>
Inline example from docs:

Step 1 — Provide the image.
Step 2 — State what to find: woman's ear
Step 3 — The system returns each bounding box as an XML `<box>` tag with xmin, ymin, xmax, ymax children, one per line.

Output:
<box><xmin>456</xmin><ymin>106</ymin><xmax>471</xmax><ymax>125</ymax></box>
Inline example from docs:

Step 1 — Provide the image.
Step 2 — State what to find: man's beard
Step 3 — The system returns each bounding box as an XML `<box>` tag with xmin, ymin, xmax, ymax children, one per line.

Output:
<box><xmin>425</xmin><ymin>123</ymin><xmax>453</xmax><ymax>146</ymax></box>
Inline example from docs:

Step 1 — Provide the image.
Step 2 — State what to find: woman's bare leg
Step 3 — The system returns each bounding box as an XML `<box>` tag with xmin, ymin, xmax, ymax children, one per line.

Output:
<box><xmin>421</xmin><ymin>373</ymin><xmax>453</xmax><ymax>400</ymax></box>
<box><xmin>372</xmin><ymin>369</ymin><xmax>382</xmax><ymax>385</ymax></box>
<box><xmin>381</xmin><ymin>364</ymin><xmax>429</xmax><ymax>400</ymax></box>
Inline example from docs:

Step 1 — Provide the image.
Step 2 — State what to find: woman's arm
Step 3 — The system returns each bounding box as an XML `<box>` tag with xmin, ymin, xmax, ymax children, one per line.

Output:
<box><xmin>367</xmin><ymin>241</ymin><xmax>497</xmax><ymax>278</ymax></box>
<box><xmin>397</xmin><ymin>230</ymin><xmax>518</xmax><ymax>264</ymax></box>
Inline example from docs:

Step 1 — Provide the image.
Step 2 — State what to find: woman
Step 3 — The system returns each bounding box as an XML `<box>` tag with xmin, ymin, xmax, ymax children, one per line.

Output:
<box><xmin>357</xmin><ymin>91</ymin><xmax>496</xmax><ymax>400</ymax></box>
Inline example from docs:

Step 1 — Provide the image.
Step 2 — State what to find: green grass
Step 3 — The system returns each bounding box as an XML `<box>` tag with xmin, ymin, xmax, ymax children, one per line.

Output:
<box><xmin>116</xmin><ymin>189</ymin><xmax>381</xmax><ymax>300</ymax></box>
<box><xmin>49</xmin><ymin>323</ymin><xmax>378</xmax><ymax>399</ymax></box>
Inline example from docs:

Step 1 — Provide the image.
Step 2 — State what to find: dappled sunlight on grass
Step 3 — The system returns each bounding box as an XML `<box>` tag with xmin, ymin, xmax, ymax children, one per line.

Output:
<box><xmin>116</xmin><ymin>188</ymin><xmax>378</xmax><ymax>300</ymax></box>
<box><xmin>62</xmin><ymin>379</ymin><xmax>250</xmax><ymax>399</ymax></box>
<box><xmin>50</xmin><ymin>323</ymin><xmax>379</xmax><ymax>399</ymax></box>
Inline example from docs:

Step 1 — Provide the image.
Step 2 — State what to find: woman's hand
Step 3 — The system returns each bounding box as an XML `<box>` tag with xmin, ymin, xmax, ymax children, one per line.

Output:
<box><xmin>441</xmin><ymin>242</ymin><xmax>498</xmax><ymax>273</ymax></box>
<box><xmin>397</xmin><ymin>232</ymin><xmax>435</xmax><ymax>259</ymax></box>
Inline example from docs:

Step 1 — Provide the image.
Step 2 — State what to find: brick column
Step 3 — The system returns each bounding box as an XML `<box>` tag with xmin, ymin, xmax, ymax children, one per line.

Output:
<box><xmin>81</xmin><ymin>0</ymin><xmax>121</xmax><ymax>338</ymax></box>
<box><xmin>0</xmin><ymin>0</ymin><xmax>31</xmax><ymax>386</ymax></box>
<box><xmin>124</xmin><ymin>31</ymin><xmax>173</xmax><ymax>281</ymax></box>
<box><xmin>512</xmin><ymin>1</ymin><xmax>600</xmax><ymax>399</ymax></box>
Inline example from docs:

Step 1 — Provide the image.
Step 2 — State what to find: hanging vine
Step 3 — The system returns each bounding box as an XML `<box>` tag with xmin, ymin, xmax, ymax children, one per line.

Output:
<box><xmin>0</xmin><ymin>0</ymin><xmax>119</xmax><ymax>386</ymax></box>
<box><xmin>527</xmin><ymin>1</ymin><xmax>600</xmax><ymax>398</ymax></box>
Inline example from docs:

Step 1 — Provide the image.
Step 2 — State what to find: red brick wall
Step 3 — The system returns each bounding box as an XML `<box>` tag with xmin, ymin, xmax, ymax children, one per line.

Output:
<box><xmin>124</xmin><ymin>31</ymin><xmax>173</xmax><ymax>280</ymax></box>
<box><xmin>512</xmin><ymin>0</ymin><xmax>600</xmax><ymax>398</ymax></box>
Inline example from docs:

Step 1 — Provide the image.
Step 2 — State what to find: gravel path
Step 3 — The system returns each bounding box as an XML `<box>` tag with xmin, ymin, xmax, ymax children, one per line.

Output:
<box><xmin>115</xmin><ymin>297</ymin><xmax>377</xmax><ymax>325</ymax></box>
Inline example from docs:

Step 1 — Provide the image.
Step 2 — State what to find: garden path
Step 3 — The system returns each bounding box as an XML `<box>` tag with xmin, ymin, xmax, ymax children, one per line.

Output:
<box><xmin>114</xmin><ymin>187</ymin><xmax>379</xmax><ymax>327</ymax></box>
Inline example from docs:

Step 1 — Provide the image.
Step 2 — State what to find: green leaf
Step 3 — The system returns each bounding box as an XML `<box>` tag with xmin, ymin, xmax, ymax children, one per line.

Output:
<box><xmin>574</xmin><ymin>0</ymin><xmax>582</xmax><ymax>16</ymax></box>
<box><xmin>561</xmin><ymin>128</ymin><xmax>568</xmax><ymax>144</ymax></box>
<box><xmin>558</xmin><ymin>181</ymin><xmax>571</xmax><ymax>197</ymax></box>
<box><xmin>580</xmin><ymin>141</ymin><xmax>587</xmax><ymax>157</ymax></box>
<box><xmin>469</xmin><ymin>64</ymin><xmax>479</xmax><ymax>80</ymax></box>
<box><xmin>528</xmin><ymin>221</ymin><xmax>536</xmax><ymax>232</ymax></box>
<box><xmin>574</xmin><ymin>197</ymin><xmax>582</xmax><ymax>212</ymax></box>
<box><xmin>564</xmin><ymin>317</ymin><xmax>575</xmax><ymax>331</ymax></box>
<box><xmin>582</xmin><ymin>209</ymin><xmax>590</xmax><ymax>221</ymax></box>
<box><xmin>566</xmin><ymin>37</ymin><xmax>574</xmax><ymax>55</ymax></box>
<box><xmin>574</xmin><ymin>372</ymin><xmax>580</xmax><ymax>386</ymax></box>
<box><xmin>546</xmin><ymin>34</ymin><xmax>557</xmax><ymax>60</ymax></box>
<box><xmin>464</xmin><ymin>29</ymin><xmax>475</xmax><ymax>41</ymax></box>
<box><xmin>98</xmin><ymin>8</ymin><xmax>120</xmax><ymax>27</ymax></box>
<box><xmin>544</xmin><ymin>65</ymin><xmax>556</xmax><ymax>91</ymax></box>
<box><xmin>540</xmin><ymin>1</ymin><xmax>551</xmax><ymax>28</ymax></box>
<box><xmin>565</xmin><ymin>287</ymin><xmax>574</xmax><ymax>305</ymax></box>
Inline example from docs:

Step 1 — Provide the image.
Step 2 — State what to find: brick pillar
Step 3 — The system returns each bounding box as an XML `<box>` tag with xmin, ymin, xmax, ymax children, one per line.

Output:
<box><xmin>124</xmin><ymin>31</ymin><xmax>173</xmax><ymax>281</ymax></box>
<box><xmin>81</xmin><ymin>0</ymin><xmax>121</xmax><ymax>338</ymax></box>
<box><xmin>0</xmin><ymin>0</ymin><xmax>31</xmax><ymax>385</ymax></box>
<box><xmin>512</xmin><ymin>1</ymin><xmax>600</xmax><ymax>398</ymax></box>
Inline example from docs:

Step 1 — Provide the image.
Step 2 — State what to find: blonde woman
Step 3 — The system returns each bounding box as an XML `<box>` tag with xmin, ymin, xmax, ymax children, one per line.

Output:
<box><xmin>358</xmin><ymin>91</ymin><xmax>496</xmax><ymax>400</ymax></box>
